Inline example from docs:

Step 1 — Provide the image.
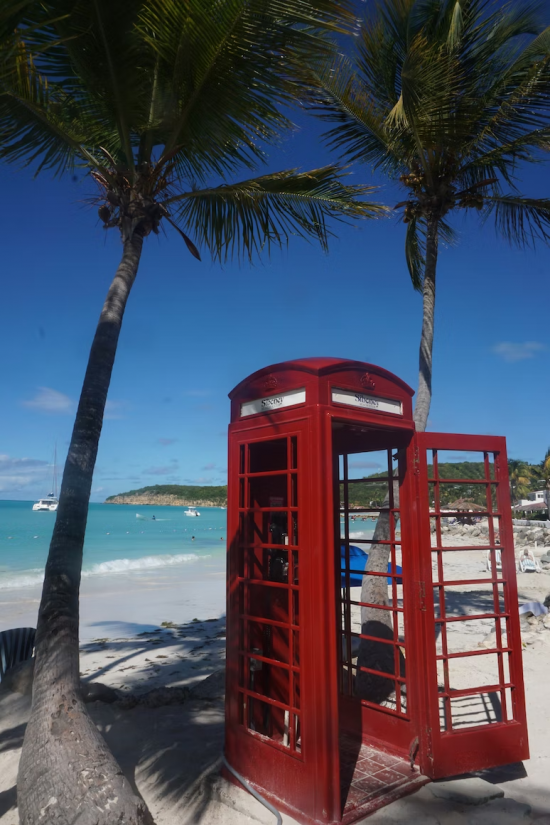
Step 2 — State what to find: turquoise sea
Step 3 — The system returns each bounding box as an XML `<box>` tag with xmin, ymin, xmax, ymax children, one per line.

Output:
<box><xmin>0</xmin><ymin>500</ymin><xmax>227</xmax><ymax>590</ymax></box>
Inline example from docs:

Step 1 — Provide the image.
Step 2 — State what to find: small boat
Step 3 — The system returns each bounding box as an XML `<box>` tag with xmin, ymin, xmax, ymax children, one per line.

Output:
<box><xmin>32</xmin><ymin>494</ymin><xmax>58</xmax><ymax>512</ymax></box>
<box><xmin>184</xmin><ymin>506</ymin><xmax>201</xmax><ymax>517</ymax></box>
<box><xmin>33</xmin><ymin>445</ymin><xmax>58</xmax><ymax>512</ymax></box>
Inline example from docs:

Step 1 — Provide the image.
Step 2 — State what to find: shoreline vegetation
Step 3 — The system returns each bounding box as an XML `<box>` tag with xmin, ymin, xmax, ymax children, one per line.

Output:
<box><xmin>105</xmin><ymin>484</ymin><xmax>227</xmax><ymax>507</ymax></box>
<box><xmin>104</xmin><ymin>458</ymin><xmax>547</xmax><ymax>511</ymax></box>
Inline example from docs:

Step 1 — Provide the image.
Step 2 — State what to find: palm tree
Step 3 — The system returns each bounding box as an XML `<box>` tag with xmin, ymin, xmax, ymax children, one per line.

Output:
<box><xmin>536</xmin><ymin>448</ymin><xmax>550</xmax><ymax>518</ymax></box>
<box><xmin>1</xmin><ymin>2</ymin><xmax>384</xmax><ymax>822</ymax></box>
<box><xmin>302</xmin><ymin>0</ymin><xmax>550</xmax><ymax>704</ymax></box>
<box><xmin>305</xmin><ymin>0</ymin><xmax>550</xmax><ymax>432</ymax></box>
<box><xmin>508</xmin><ymin>458</ymin><xmax>532</xmax><ymax>505</ymax></box>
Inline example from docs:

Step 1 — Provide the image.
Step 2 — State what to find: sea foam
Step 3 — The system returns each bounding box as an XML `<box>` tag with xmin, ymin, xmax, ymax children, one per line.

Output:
<box><xmin>85</xmin><ymin>553</ymin><xmax>202</xmax><ymax>574</ymax></box>
<box><xmin>0</xmin><ymin>552</ymin><xmax>203</xmax><ymax>589</ymax></box>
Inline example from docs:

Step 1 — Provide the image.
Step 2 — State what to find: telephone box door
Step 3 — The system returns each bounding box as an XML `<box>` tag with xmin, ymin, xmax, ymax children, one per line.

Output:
<box><xmin>414</xmin><ymin>432</ymin><xmax>529</xmax><ymax>778</ymax></box>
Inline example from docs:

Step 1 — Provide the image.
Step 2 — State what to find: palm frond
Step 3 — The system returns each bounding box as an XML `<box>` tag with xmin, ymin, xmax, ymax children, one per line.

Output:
<box><xmin>485</xmin><ymin>194</ymin><xmax>550</xmax><ymax>246</ymax></box>
<box><xmin>170</xmin><ymin>165</ymin><xmax>386</xmax><ymax>262</ymax></box>
<box><xmin>137</xmin><ymin>0</ymin><xmax>356</xmax><ymax>174</ymax></box>
<box><xmin>301</xmin><ymin>53</ymin><xmax>403</xmax><ymax>175</ymax></box>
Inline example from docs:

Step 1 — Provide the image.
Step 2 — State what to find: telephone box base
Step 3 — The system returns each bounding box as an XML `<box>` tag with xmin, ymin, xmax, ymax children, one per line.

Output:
<box><xmin>223</xmin><ymin>739</ymin><xmax>430</xmax><ymax>825</ymax></box>
<box><xmin>339</xmin><ymin>736</ymin><xmax>429</xmax><ymax>824</ymax></box>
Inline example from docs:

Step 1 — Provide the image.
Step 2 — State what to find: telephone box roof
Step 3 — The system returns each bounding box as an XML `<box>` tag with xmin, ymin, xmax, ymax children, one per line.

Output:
<box><xmin>229</xmin><ymin>357</ymin><xmax>415</xmax><ymax>399</ymax></box>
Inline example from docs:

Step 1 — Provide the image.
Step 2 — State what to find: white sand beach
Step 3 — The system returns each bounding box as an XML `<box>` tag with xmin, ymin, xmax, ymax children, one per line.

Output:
<box><xmin>1</xmin><ymin>537</ymin><xmax>550</xmax><ymax>825</ymax></box>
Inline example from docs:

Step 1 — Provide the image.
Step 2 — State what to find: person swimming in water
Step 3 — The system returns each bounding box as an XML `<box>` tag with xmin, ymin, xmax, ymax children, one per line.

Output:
<box><xmin>152</xmin><ymin>515</ymin><xmax>156</xmax><ymax>520</ymax></box>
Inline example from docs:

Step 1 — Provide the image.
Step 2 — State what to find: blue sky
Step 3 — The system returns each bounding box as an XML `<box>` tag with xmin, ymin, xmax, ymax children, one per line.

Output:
<box><xmin>1</xmin><ymin>112</ymin><xmax>549</xmax><ymax>502</ymax></box>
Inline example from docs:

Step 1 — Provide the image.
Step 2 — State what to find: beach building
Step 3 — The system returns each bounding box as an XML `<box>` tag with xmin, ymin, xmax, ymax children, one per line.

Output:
<box><xmin>513</xmin><ymin>490</ymin><xmax>549</xmax><ymax>516</ymax></box>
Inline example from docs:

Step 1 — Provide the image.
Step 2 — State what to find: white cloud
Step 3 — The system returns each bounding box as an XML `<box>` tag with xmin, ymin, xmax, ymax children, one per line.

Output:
<box><xmin>23</xmin><ymin>387</ymin><xmax>73</xmax><ymax>413</ymax></box>
<box><xmin>492</xmin><ymin>341</ymin><xmax>546</xmax><ymax>363</ymax></box>
<box><xmin>0</xmin><ymin>454</ymin><xmax>51</xmax><ymax>494</ymax></box>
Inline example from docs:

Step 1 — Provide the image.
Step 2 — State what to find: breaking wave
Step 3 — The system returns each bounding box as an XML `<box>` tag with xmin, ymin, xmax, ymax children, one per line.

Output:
<box><xmin>0</xmin><ymin>553</ymin><xmax>203</xmax><ymax>589</ymax></box>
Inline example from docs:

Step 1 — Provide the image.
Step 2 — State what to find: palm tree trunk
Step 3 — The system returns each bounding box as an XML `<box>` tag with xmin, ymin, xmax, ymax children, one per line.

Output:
<box><xmin>413</xmin><ymin>213</ymin><xmax>439</xmax><ymax>432</ymax></box>
<box><xmin>356</xmin><ymin>214</ymin><xmax>439</xmax><ymax>703</ymax></box>
<box><xmin>18</xmin><ymin>231</ymin><xmax>153</xmax><ymax>825</ymax></box>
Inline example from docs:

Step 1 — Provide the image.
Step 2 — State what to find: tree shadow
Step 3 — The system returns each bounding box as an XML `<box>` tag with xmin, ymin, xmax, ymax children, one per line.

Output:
<box><xmin>0</xmin><ymin>785</ymin><xmax>17</xmax><ymax>817</ymax></box>
<box><xmin>79</xmin><ymin>617</ymin><xmax>226</xmax><ymax>692</ymax></box>
<box><xmin>0</xmin><ymin>721</ymin><xmax>26</xmax><ymax>754</ymax></box>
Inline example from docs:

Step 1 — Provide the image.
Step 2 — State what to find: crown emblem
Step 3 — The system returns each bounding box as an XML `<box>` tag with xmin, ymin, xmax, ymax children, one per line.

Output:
<box><xmin>360</xmin><ymin>372</ymin><xmax>376</xmax><ymax>390</ymax></box>
<box><xmin>264</xmin><ymin>374</ymin><xmax>278</xmax><ymax>391</ymax></box>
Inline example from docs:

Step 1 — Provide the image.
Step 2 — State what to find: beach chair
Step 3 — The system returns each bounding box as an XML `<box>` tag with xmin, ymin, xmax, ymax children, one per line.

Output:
<box><xmin>517</xmin><ymin>549</ymin><xmax>542</xmax><ymax>574</ymax></box>
<box><xmin>486</xmin><ymin>549</ymin><xmax>502</xmax><ymax>573</ymax></box>
<box><xmin>0</xmin><ymin>627</ymin><xmax>36</xmax><ymax>683</ymax></box>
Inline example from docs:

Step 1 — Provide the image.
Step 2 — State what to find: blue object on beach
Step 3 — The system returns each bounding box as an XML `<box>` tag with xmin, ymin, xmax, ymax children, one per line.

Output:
<box><xmin>340</xmin><ymin>544</ymin><xmax>402</xmax><ymax>586</ymax></box>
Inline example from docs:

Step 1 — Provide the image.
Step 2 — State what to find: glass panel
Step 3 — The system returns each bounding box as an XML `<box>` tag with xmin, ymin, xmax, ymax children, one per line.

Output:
<box><xmin>249</xmin><ymin>438</ymin><xmax>287</xmax><ymax>473</ymax></box>
<box><xmin>291</xmin><ymin>473</ymin><xmax>298</xmax><ymax>507</ymax></box>
<box><xmin>247</xmin><ymin>695</ymin><xmax>290</xmax><ymax>745</ymax></box>
<box><xmin>250</xmin><ymin>661</ymin><xmax>289</xmax><ymax>706</ymax></box>
<box><xmin>249</xmin><ymin>475</ymin><xmax>287</xmax><ymax>509</ymax></box>
<box><xmin>248</xmin><ymin>621</ymin><xmax>289</xmax><ymax>664</ymax></box>
<box><xmin>249</xmin><ymin>583</ymin><xmax>288</xmax><ymax>623</ymax></box>
<box><xmin>290</xmin><ymin>436</ymin><xmax>298</xmax><ymax>470</ymax></box>
<box><xmin>293</xmin><ymin>631</ymin><xmax>300</xmax><ymax>665</ymax></box>
<box><xmin>293</xmin><ymin>674</ymin><xmax>301</xmax><ymax>710</ymax></box>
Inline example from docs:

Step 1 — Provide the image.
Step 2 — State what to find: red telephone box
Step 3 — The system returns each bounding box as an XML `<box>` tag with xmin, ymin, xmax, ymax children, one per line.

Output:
<box><xmin>224</xmin><ymin>358</ymin><xmax>528</xmax><ymax>825</ymax></box>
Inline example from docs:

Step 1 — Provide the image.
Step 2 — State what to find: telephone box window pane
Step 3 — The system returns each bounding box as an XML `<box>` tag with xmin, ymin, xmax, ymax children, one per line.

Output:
<box><xmin>249</xmin><ymin>438</ymin><xmax>288</xmax><ymax>473</ymax></box>
<box><xmin>249</xmin><ymin>584</ymin><xmax>289</xmax><ymax>624</ymax></box>
<box><xmin>291</xmin><ymin>551</ymin><xmax>299</xmax><ymax>585</ymax></box>
<box><xmin>250</xmin><ymin>662</ymin><xmax>290</xmax><ymax>706</ymax></box>
<box><xmin>268</xmin><ymin>550</ymin><xmax>289</xmax><ymax>582</ymax></box>
<box><xmin>237</xmin><ymin>545</ymin><xmax>245</xmax><ymax>578</ymax></box>
<box><xmin>247</xmin><ymin>696</ymin><xmax>290</xmax><ymax>747</ymax></box>
<box><xmin>290</xmin><ymin>436</ymin><xmax>298</xmax><ymax>469</ymax></box>
<box><xmin>249</xmin><ymin>476</ymin><xmax>288</xmax><ymax>508</ymax></box>
<box><xmin>266</xmin><ymin>512</ymin><xmax>289</xmax><ymax>546</ymax></box>
<box><xmin>294</xmin><ymin>675</ymin><xmax>301</xmax><ymax>710</ymax></box>
<box><xmin>248</xmin><ymin>546</ymin><xmax>290</xmax><ymax>582</ymax></box>
<box><xmin>239</xmin><ymin>445</ymin><xmax>245</xmax><ymax>475</ymax></box>
<box><xmin>239</xmin><ymin>478</ymin><xmax>245</xmax><ymax>509</ymax></box>
<box><xmin>290</xmin><ymin>513</ymin><xmax>298</xmax><ymax>545</ymax></box>
<box><xmin>248</xmin><ymin>620</ymin><xmax>290</xmax><ymax>664</ymax></box>
<box><xmin>293</xmin><ymin>591</ymin><xmax>300</xmax><ymax>625</ymax></box>
<box><xmin>293</xmin><ymin>631</ymin><xmax>300</xmax><ymax>666</ymax></box>
<box><xmin>291</xmin><ymin>473</ymin><xmax>298</xmax><ymax>507</ymax></box>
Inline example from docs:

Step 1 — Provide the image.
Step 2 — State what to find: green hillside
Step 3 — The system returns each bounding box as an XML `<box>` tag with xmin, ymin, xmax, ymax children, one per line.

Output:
<box><xmin>105</xmin><ymin>484</ymin><xmax>227</xmax><ymax>505</ymax></box>
<box><xmin>346</xmin><ymin>462</ymin><xmax>499</xmax><ymax>508</ymax></box>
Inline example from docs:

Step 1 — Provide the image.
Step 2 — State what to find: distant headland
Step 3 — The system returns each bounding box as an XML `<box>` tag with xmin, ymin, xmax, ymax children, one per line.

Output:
<box><xmin>105</xmin><ymin>484</ymin><xmax>227</xmax><ymax>507</ymax></box>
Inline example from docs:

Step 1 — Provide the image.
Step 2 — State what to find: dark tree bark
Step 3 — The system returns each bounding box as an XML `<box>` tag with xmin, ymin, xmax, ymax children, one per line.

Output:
<box><xmin>18</xmin><ymin>230</ymin><xmax>154</xmax><ymax>825</ymax></box>
<box><xmin>356</xmin><ymin>213</ymin><xmax>439</xmax><ymax>703</ymax></box>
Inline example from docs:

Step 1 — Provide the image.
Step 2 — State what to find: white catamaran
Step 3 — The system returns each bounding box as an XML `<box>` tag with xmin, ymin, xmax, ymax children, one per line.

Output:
<box><xmin>33</xmin><ymin>445</ymin><xmax>59</xmax><ymax>512</ymax></box>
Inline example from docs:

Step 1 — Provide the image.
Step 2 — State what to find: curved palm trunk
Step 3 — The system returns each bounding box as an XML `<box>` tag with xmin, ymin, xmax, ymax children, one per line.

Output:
<box><xmin>356</xmin><ymin>215</ymin><xmax>439</xmax><ymax>703</ymax></box>
<box><xmin>413</xmin><ymin>213</ymin><xmax>439</xmax><ymax>433</ymax></box>
<box><xmin>18</xmin><ymin>231</ymin><xmax>153</xmax><ymax>825</ymax></box>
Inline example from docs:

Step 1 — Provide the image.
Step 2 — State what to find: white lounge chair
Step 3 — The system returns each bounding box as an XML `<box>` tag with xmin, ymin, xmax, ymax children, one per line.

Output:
<box><xmin>486</xmin><ymin>549</ymin><xmax>502</xmax><ymax>573</ymax></box>
<box><xmin>517</xmin><ymin>549</ymin><xmax>542</xmax><ymax>574</ymax></box>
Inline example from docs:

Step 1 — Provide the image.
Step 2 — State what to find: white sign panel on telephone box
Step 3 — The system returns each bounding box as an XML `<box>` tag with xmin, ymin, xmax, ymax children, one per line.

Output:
<box><xmin>240</xmin><ymin>388</ymin><xmax>306</xmax><ymax>418</ymax></box>
<box><xmin>331</xmin><ymin>388</ymin><xmax>402</xmax><ymax>416</ymax></box>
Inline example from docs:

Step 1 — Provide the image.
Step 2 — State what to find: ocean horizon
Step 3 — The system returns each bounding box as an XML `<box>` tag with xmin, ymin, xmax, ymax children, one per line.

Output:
<box><xmin>0</xmin><ymin>500</ymin><xmax>227</xmax><ymax>590</ymax></box>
